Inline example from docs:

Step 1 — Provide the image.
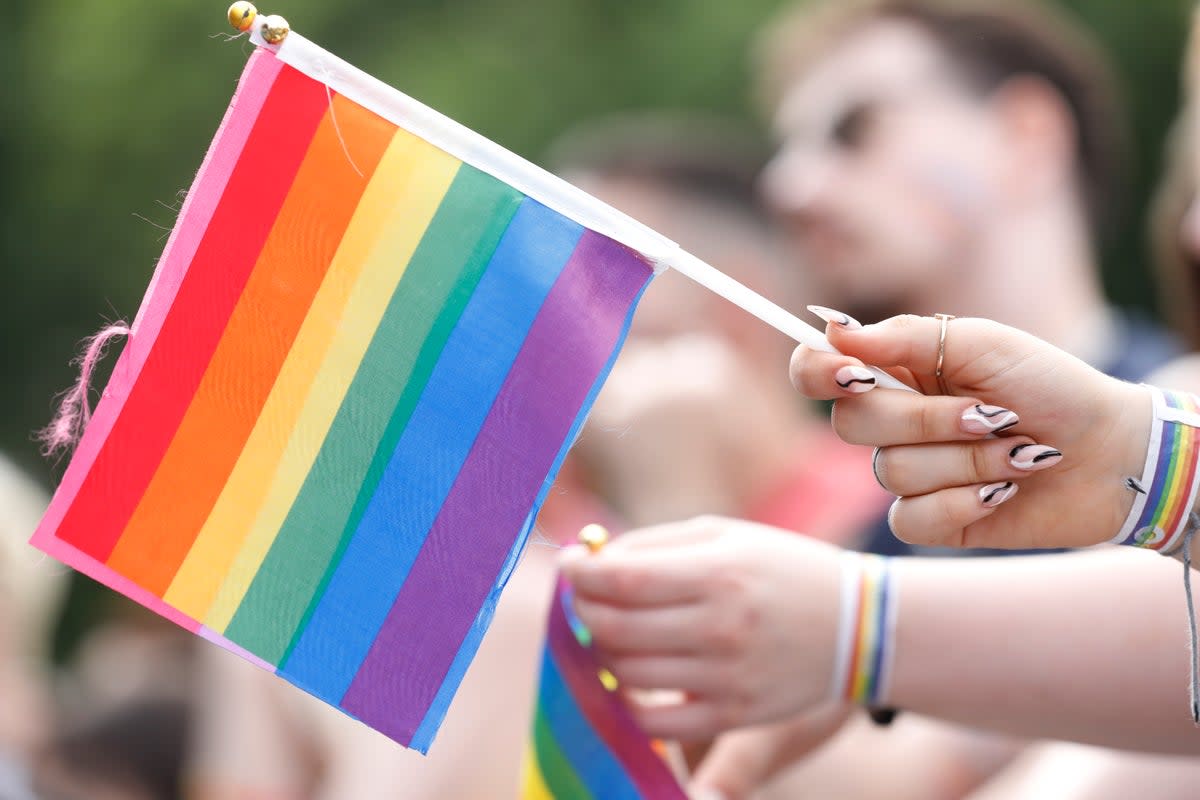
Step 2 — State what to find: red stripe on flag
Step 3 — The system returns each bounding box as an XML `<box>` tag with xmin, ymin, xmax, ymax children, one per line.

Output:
<box><xmin>53</xmin><ymin>66</ymin><xmax>329</xmax><ymax>560</ymax></box>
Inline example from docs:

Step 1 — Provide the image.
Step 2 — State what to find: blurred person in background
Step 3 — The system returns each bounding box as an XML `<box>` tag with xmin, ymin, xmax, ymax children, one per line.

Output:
<box><xmin>758</xmin><ymin>0</ymin><xmax>1179</xmax><ymax>390</ymax></box>
<box><xmin>35</xmin><ymin>600</ymin><xmax>196</xmax><ymax>800</ymax></box>
<box><xmin>35</xmin><ymin>697</ymin><xmax>189</xmax><ymax>800</ymax></box>
<box><xmin>0</xmin><ymin>454</ymin><xmax>61</xmax><ymax>800</ymax></box>
<box><xmin>1151</xmin><ymin>9</ymin><xmax>1200</xmax><ymax>365</ymax></box>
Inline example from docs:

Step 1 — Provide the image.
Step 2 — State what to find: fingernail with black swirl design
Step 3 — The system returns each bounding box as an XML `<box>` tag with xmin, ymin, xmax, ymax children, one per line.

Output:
<box><xmin>980</xmin><ymin>481</ymin><xmax>1018</xmax><ymax>508</ymax></box>
<box><xmin>807</xmin><ymin>305</ymin><xmax>863</xmax><ymax>330</ymax></box>
<box><xmin>835</xmin><ymin>365</ymin><xmax>876</xmax><ymax>393</ymax></box>
<box><xmin>961</xmin><ymin>404</ymin><xmax>1019</xmax><ymax>435</ymax></box>
<box><xmin>1008</xmin><ymin>444</ymin><xmax>1063</xmax><ymax>471</ymax></box>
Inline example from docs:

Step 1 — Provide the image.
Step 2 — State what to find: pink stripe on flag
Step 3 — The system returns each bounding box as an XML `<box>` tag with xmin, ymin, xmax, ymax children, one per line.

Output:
<box><xmin>340</xmin><ymin>232</ymin><xmax>651</xmax><ymax>744</ymax></box>
<box><xmin>29</xmin><ymin>50</ymin><xmax>285</xmax><ymax>629</ymax></box>
<box><xmin>199</xmin><ymin>626</ymin><xmax>276</xmax><ymax>672</ymax></box>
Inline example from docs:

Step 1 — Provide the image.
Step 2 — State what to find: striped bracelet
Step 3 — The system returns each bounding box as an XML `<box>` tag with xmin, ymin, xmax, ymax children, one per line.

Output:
<box><xmin>1112</xmin><ymin>387</ymin><xmax>1200</xmax><ymax>723</ymax></box>
<box><xmin>830</xmin><ymin>553</ymin><xmax>898</xmax><ymax>707</ymax></box>
<box><xmin>1112</xmin><ymin>387</ymin><xmax>1200</xmax><ymax>553</ymax></box>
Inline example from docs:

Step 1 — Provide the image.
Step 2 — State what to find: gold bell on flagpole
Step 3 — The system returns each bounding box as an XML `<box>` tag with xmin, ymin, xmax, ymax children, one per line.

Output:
<box><xmin>260</xmin><ymin>14</ymin><xmax>291</xmax><ymax>44</ymax></box>
<box><xmin>227</xmin><ymin>2</ymin><xmax>257</xmax><ymax>31</ymax></box>
<box><xmin>226</xmin><ymin>3</ymin><xmax>289</xmax><ymax>45</ymax></box>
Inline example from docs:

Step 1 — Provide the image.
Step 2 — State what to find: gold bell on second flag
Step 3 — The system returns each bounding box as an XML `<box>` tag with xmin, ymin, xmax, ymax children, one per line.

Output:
<box><xmin>227</xmin><ymin>2</ymin><xmax>257</xmax><ymax>32</ymax></box>
<box><xmin>579</xmin><ymin>524</ymin><xmax>609</xmax><ymax>553</ymax></box>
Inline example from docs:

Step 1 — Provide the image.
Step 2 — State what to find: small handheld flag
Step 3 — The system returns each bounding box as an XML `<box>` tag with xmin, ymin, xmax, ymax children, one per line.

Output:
<box><xmin>32</xmin><ymin>11</ymin><xmax>658</xmax><ymax>752</ymax></box>
<box><xmin>523</xmin><ymin>527</ymin><xmax>689</xmax><ymax>799</ymax></box>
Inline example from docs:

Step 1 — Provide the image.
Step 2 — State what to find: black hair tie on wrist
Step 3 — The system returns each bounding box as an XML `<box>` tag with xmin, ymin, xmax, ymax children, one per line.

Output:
<box><xmin>868</xmin><ymin>707</ymin><xmax>898</xmax><ymax>726</ymax></box>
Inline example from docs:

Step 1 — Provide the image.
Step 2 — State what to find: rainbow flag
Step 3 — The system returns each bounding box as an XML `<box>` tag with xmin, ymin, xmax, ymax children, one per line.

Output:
<box><xmin>31</xmin><ymin>30</ymin><xmax>661</xmax><ymax>752</ymax></box>
<box><xmin>523</xmin><ymin>580</ymin><xmax>689</xmax><ymax>799</ymax></box>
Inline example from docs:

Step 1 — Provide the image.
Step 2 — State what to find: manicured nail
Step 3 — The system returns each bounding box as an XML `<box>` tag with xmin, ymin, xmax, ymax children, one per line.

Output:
<box><xmin>980</xmin><ymin>481</ymin><xmax>1018</xmax><ymax>508</ymax></box>
<box><xmin>807</xmin><ymin>305</ymin><xmax>862</xmax><ymax>330</ymax></box>
<box><xmin>835</xmin><ymin>365</ymin><xmax>876</xmax><ymax>393</ymax></box>
<box><xmin>961</xmin><ymin>404</ymin><xmax>1019</xmax><ymax>435</ymax></box>
<box><xmin>1008</xmin><ymin>444</ymin><xmax>1063</xmax><ymax>471</ymax></box>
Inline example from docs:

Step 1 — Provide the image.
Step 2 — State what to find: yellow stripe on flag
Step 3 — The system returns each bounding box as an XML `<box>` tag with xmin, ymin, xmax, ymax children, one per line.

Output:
<box><xmin>521</xmin><ymin>749</ymin><xmax>555</xmax><ymax>800</ymax></box>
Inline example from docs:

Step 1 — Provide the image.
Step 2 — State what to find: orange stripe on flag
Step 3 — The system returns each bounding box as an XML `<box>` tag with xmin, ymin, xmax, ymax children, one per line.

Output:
<box><xmin>106</xmin><ymin>93</ymin><xmax>395</xmax><ymax>595</ymax></box>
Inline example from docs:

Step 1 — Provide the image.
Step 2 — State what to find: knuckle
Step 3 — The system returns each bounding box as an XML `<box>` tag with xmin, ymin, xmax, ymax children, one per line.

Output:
<box><xmin>713</xmin><ymin>564</ymin><xmax>752</xmax><ymax>602</ymax></box>
<box><xmin>606</xmin><ymin>654</ymin><xmax>632</xmax><ymax>677</ymax></box>
<box><xmin>916</xmin><ymin>401</ymin><xmax>940</xmax><ymax>442</ymax></box>
<box><xmin>830</xmin><ymin>401</ymin><xmax>865</xmax><ymax>445</ymax></box>
<box><xmin>972</xmin><ymin>317</ymin><xmax>1007</xmax><ymax>342</ymax></box>
<box><xmin>933</xmin><ymin>495</ymin><xmax>965</xmax><ymax>538</ymax></box>
<box><xmin>737</xmin><ymin>600</ymin><xmax>763</xmax><ymax>635</ymax></box>
<box><xmin>711</xmin><ymin>704</ymin><xmax>737</xmax><ymax>733</ymax></box>
<box><xmin>716</xmin><ymin>697</ymin><xmax>750</xmax><ymax>731</ymax></box>
<box><xmin>733</xmin><ymin>679</ymin><xmax>760</xmax><ymax>716</ymax></box>
<box><xmin>613</xmin><ymin>657</ymin><xmax>649</xmax><ymax>686</ymax></box>
<box><xmin>891</xmin><ymin>314</ymin><xmax>925</xmax><ymax>364</ymax></box>
<box><xmin>584</xmin><ymin>607</ymin><xmax>620</xmax><ymax>643</ymax></box>
<box><xmin>706</xmin><ymin>617</ymin><xmax>748</xmax><ymax>654</ymax></box>
<box><xmin>611</xmin><ymin>566</ymin><xmax>646</xmax><ymax>599</ymax></box>
<box><xmin>968</xmin><ymin>444</ymin><xmax>991</xmax><ymax>484</ymax></box>
<box><xmin>713</xmin><ymin>659</ymin><xmax>741</xmax><ymax>690</ymax></box>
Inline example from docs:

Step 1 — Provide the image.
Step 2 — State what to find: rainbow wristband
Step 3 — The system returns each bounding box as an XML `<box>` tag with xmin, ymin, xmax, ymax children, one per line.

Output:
<box><xmin>831</xmin><ymin>554</ymin><xmax>898</xmax><ymax>706</ymax></box>
<box><xmin>1112</xmin><ymin>387</ymin><xmax>1200</xmax><ymax>553</ymax></box>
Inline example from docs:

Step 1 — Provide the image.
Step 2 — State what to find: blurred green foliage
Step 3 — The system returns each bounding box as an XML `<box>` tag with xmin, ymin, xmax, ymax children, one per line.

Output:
<box><xmin>1</xmin><ymin>0</ymin><xmax>1194</xmax><ymax>487</ymax></box>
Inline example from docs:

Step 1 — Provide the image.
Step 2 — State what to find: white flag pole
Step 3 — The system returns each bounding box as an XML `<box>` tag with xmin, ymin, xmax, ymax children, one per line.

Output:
<box><xmin>664</xmin><ymin>249</ymin><xmax>916</xmax><ymax>393</ymax></box>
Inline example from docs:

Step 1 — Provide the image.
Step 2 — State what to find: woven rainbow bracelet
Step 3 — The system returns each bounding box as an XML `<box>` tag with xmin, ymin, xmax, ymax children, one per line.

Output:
<box><xmin>831</xmin><ymin>554</ymin><xmax>897</xmax><ymax>705</ymax></box>
<box><xmin>1112</xmin><ymin>387</ymin><xmax>1200</xmax><ymax>553</ymax></box>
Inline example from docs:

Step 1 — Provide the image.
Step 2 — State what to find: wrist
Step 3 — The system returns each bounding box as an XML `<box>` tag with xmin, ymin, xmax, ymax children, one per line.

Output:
<box><xmin>1112</xmin><ymin>382</ymin><xmax>1155</xmax><ymax>489</ymax></box>
<box><xmin>1102</xmin><ymin>382</ymin><xmax>1154</xmax><ymax>538</ymax></box>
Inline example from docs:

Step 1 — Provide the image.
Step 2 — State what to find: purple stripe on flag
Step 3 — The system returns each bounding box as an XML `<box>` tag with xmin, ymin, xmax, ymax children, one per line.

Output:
<box><xmin>340</xmin><ymin>232</ymin><xmax>651</xmax><ymax>743</ymax></box>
